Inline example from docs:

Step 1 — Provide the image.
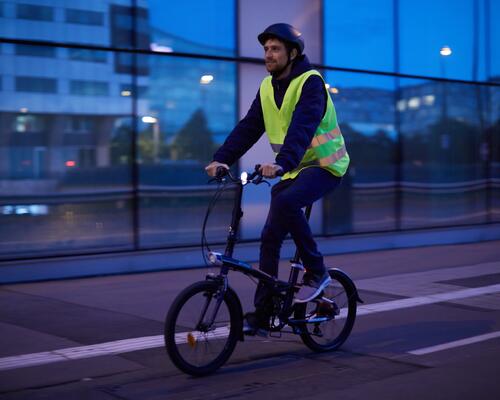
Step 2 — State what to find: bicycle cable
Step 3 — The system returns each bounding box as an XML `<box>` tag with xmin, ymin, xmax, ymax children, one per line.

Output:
<box><xmin>201</xmin><ymin>179</ymin><xmax>226</xmax><ymax>267</ymax></box>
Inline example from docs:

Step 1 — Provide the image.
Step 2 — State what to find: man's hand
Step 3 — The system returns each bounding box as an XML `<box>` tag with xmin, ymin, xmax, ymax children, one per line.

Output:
<box><xmin>205</xmin><ymin>161</ymin><xmax>229</xmax><ymax>177</ymax></box>
<box><xmin>259</xmin><ymin>163</ymin><xmax>283</xmax><ymax>178</ymax></box>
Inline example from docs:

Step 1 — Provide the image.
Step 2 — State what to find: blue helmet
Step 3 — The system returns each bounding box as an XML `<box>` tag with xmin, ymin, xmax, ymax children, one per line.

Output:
<box><xmin>258</xmin><ymin>23</ymin><xmax>304</xmax><ymax>54</ymax></box>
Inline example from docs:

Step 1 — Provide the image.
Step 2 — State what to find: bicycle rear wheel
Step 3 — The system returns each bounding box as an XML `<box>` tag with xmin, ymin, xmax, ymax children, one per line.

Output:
<box><xmin>295</xmin><ymin>269</ymin><xmax>357</xmax><ymax>352</ymax></box>
<box><xmin>164</xmin><ymin>280</ymin><xmax>242</xmax><ymax>376</ymax></box>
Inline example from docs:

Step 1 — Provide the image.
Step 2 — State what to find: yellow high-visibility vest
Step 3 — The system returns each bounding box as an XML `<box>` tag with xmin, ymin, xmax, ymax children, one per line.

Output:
<box><xmin>260</xmin><ymin>70</ymin><xmax>350</xmax><ymax>179</ymax></box>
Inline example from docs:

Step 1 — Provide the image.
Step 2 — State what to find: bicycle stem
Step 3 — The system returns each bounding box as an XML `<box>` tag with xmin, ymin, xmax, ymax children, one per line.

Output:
<box><xmin>224</xmin><ymin>181</ymin><xmax>244</xmax><ymax>259</ymax></box>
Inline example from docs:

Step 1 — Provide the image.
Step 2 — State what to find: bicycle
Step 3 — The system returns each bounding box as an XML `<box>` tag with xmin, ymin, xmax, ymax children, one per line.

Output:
<box><xmin>164</xmin><ymin>165</ymin><xmax>363</xmax><ymax>376</ymax></box>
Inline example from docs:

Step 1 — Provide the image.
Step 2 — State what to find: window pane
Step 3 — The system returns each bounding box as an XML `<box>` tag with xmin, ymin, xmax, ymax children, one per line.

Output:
<box><xmin>0</xmin><ymin>47</ymin><xmax>134</xmax><ymax>259</ymax></box>
<box><xmin>65</xmin><ymin>8</ymin><xmax>104</xmax><ymax>26</ymax></box>
<box><xmin>399</xmin><ymin>0</ymin><xmax>482</xmax><ymax>81</ymax></box>
<box><xmin>400</xmin><ymin>78</ymin><xmax>488</xmax><ymax>228</ymax></box>
<box><xmin>68</xmin><ymin>48</ymin><xmax>108</xmax><ymax>63</ymax></box>
<box><xmin>137</xmin><ymin>55</ymin><xmax>237</xmax><ymax>248</ymax></box>
<box><xmin>16</xmin><ymin>77</ymin><xmax>57</xmax><ymax>93</ymax></box>
<box><xmin>16</xmin><ymin>44</ymin><xmax>56</xmax><ymax>58</ymax></box>
<box><xmin>1</xmin><ymin>1</ymin><xmax>133</xmax><ymax>48</ymax></box>
<box><xmin>146</xmin><ymin>0</ymin><xmax>235</xmax><ymax>56</ymax></box>
<box><xmin>16</xmin><ymin>3</ymin><xmax>53</xmax><ymax>21</ymax></box>
<box><xmin>70</xmin><ymin>80</ymin><xmax>109</xmax><ymax>96</ymax></box>
<box><xmin>324</xmin><ymin>0</ymin><xmax>394</xmax><ymax>73</ymax></box>
<box><xmin>490</xmin><ymin>86</ymin><xmax>500</xmax><ymax>221</ymax></box>
<box><xmin>323</xmin><ymin>71</ymin><xmax>397</xmax><ymax>234</ymax></box>
<box><xmin>490</xmin><ymin>0</ymin><xmax>500</xmax><ymax>81</ymax></box>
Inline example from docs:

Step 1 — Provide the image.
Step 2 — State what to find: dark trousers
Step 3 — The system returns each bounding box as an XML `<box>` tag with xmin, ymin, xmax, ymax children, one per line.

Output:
<box><xmin>255</xmin><ymin>167</ymin><xmax>341</xmax><ymax>309</ymax></box>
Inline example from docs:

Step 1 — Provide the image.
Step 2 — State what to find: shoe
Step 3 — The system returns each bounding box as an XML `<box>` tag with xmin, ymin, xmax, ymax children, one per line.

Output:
<box><xmin>242</xmin><ymin>312</ymin><xmax>269</xmax><ymax>337</ymax></box>
<box><xmin>294</xmin><ymin>272</ymin><xmax>331</xmax><ymax>303</ymax></box>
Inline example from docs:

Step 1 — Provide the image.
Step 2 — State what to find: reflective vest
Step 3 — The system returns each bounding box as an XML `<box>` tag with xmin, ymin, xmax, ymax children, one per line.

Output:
<box><xmin>259</xmin><ymin>70</ymin><xmax>349</xmax><ymax>180</ymax></box>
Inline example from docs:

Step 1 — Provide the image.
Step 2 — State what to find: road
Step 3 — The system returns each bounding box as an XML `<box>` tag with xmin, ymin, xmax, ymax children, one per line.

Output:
<box><xmin>0</xmin><ymin>240</ymin><xmax>499</xmax><ymax>399</ymax></box>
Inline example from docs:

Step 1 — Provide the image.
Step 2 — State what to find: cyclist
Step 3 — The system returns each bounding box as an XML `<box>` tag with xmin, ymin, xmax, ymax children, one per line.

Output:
<box><xmin>205</xmin><ymin>23</ymin><xmax>350</xmax><ymax>334</ymax></box>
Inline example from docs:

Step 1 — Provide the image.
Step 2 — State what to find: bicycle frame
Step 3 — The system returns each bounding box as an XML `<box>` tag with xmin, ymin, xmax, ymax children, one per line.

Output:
<box><xmin>205</xmin><ymin>171</ymin><xmax>314</xmax><ymax>331</ymax></box>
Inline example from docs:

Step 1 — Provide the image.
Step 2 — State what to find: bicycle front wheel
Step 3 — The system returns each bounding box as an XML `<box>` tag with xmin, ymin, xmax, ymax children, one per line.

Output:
<box><xmin>295</xmin><ymin>269</ymin><xmax>357</xmax><ymax>352</ymax></box>
<box><xmin>164</xmin><ymin>280</ymin><xmax>242</xmax><ymax>376</ymax></box>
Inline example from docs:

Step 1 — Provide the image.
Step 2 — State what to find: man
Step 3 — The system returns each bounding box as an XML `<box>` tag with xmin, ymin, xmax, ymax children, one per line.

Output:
<box><xmin>205</xmin><ymin>23</ymin><xmax>350</xmax><ymax>333</ymax></box>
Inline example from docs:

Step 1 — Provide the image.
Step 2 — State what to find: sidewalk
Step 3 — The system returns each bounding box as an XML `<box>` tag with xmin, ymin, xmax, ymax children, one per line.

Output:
<box><xmin>0</xmin><ymin>240</ymin><xmax>499</xmax><ymax>395</ymax></box>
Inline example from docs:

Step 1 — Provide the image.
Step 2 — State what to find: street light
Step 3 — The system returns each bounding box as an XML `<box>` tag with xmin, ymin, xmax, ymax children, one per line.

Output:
<box><xmin>142</xmin><ymin>116</ymin><xmax>160</xmax><ymax>162</ymax></box>
<box><xmin>200</xmin><ymin>75</ymin><xmax>214</xmax><ymax>84</ymax></box>
<box><xmin>142</xmin><ymin>116</ymin><xmax>157</xmax><ymax>124</ymax></box>
<box><xmin>439</xmin><ymin>46</ymin><xmax>452</xmax><ymax>152</ymax></box>
<box><xmin>200</xmin><ymin>75</ymin><xmax>214</xmax><ymax>108</ymax></box>
<box><xmin>440</xmin><ymin>45</ymin><xmax>452</xmax><ymax>57</ymax></box>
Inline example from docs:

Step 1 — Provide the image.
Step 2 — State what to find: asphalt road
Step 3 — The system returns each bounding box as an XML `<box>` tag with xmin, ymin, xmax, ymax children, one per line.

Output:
<box><xmin>0</xmin><ymin>240</ymin><xmax>499</xmax><ymax>399</ymax></box>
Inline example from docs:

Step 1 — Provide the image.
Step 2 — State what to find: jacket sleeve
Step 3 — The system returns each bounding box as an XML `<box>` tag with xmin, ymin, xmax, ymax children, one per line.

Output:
<box><xmin>274</xmin><ymin>75</ymin><xmax>326</xmax><ymax>172</ymax></box>
<box><xmin>212</xmin><ymin>90</ymin><xmax>265</xmax><ymax>166</ymax></box>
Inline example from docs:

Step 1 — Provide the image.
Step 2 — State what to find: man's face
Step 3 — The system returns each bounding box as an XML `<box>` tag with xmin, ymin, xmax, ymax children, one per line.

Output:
<box><xmin>263</xmin><ymin>38</ymin><xmax>289</xmax><ymax>74</ymax></box>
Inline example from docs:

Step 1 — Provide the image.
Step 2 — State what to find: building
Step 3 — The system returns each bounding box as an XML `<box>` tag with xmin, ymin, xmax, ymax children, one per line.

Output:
<box><xmin>0</xmin><ymin>0</ymin><xmax>498</xmax><ymax>281</ymax></box>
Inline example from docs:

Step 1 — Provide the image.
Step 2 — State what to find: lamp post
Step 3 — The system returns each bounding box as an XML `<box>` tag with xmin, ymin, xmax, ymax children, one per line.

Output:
<box><xmin>142</xmin><ymin>116</ymin><xmax>160</xmax><ymax>163</ymax></box>
<box><xmin>200</xmin><ymin>74</ymin><xmax>213</xmax><ymax>109</ymax></box>
<box><xmin>439</xmin><ymin>46</ymin><xmax>452</xmax><ymax>151</ymax></box>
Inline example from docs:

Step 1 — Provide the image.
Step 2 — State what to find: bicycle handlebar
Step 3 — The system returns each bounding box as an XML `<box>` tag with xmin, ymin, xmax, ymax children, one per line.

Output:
<box><xmin>212</xmin><ymin>164</ymin><xmax>282</xmax><ymax>185</ymax></box>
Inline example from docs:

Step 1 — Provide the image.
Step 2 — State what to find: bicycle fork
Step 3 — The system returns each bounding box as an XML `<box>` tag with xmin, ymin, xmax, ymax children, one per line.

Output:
<box><xmin>197</xmin><ymin>274</ymin><xmax>228</xmax><ymax>332</ymax></box>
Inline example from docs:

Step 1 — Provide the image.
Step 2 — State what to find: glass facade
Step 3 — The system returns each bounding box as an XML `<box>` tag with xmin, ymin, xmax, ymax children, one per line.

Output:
<box><xmin>323</xmin><ymin>0</ymin><xmax>499</xmax><ymax>235</ymax></box>
<box><xmin>0</xmin><ymin>0</ymin><xmax>498</xmax><ymax>262</ymax></box>
<box><xmin>0</xmin><ymin>1</ymin><xmax>237</xmax><ymax>260</ymax></box>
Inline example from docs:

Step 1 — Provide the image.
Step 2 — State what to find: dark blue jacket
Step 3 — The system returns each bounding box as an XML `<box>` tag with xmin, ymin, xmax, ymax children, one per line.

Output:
<box><xmin>213</xmin><ymin>55</ymin><xmax>327</xmax><ymax>173</ymax></box>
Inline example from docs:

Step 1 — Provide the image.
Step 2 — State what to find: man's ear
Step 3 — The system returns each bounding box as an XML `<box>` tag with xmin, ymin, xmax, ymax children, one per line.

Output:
<box><xmin>290</xmin><ymin>48</ymin><xmax>298</xmax><ymax>60</ymax></box>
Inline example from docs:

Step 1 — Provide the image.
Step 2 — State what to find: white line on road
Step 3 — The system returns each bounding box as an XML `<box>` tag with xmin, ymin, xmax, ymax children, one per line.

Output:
<box><xmin>354</xmin><ymin>283</ymin><xmax>500</xmax><ymax>317</ymax></box>
<box><xmin>408</xmin><ymin>331</ymin><xmax>500</xmax><ymax>355</ymax></box>
<box><xmin>1</xmin><ymin>284</ymin><xmax>499</xmax><ymax>371</ymax></box>
<box><xmin>0</xmin><ymin>327</ymin><xmax>230</xmax><ymax>371</ymax></box>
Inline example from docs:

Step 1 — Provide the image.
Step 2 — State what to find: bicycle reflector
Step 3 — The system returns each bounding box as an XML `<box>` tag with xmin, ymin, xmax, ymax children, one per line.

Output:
<box><xmin>187</xmin><ymin>332</ymin><xmax>196</xmax><ymax>348</ymax></box>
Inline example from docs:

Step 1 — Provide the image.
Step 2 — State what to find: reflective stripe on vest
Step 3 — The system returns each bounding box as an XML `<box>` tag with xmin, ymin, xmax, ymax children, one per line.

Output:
<box><xmin>317</xmin><ymin>145</ymin><xmax>347</xmax><ymax>166</ymax></box>
<box><xmin>309</xmin><ymin>126</ymin><xmax>342</xmax><ymax>149</ymax></box>
<box><xmin>271</xmin><ymin>126</ymin><xmax>342</xmax><ymax>154</ymax></box>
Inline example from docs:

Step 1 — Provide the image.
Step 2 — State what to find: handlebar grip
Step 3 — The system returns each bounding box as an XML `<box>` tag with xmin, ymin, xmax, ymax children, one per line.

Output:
<box><xmin>215</xmin><ymin>166</ymin><xmax>228</xmax><ymax>178</ymax></box>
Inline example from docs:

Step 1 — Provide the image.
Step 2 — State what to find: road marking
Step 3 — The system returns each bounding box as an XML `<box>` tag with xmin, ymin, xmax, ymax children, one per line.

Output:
<box><xmin>0</xmin><ymin>327</ymin><xmax>230</xmax><ymax>371</ymax></box>
<box><xmin>408</xmin><ymin>331</ymin><xmax>500</xmax><ymax>355</ymax></box>
<box><xmin>354</xmin><ymin>283</ymin><xmax>500</xmax><ymax>317</ymax></box>
<box><xmin>1</xmin><ymin>284</ymin><xmax>499</xmax><ymax>371</ymax></box>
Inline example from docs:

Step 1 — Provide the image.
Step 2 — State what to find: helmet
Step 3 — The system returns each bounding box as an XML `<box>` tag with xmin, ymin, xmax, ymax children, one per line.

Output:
<box><xmin>258</xmin><ymin>23</ymin><xmax>304</xmax><ymax>54</ymax></box>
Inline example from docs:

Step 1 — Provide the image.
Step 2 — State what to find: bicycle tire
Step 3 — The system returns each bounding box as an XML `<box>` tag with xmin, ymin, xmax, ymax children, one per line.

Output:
<box><xmin>164</xmin><ymin>280</ymin><xmax>243</xmax><ymax>376</ymax></box>
<box><xmin>295</xmin><ymin>269</ymin><xmax>357</xmax><ymax>352</ymax></box>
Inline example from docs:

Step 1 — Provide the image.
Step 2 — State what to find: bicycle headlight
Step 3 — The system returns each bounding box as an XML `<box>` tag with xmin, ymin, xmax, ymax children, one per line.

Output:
<box><xmin>208</xmin><ymin>251</ymin><xmax>222</xmax><ymax>266</ymax></box>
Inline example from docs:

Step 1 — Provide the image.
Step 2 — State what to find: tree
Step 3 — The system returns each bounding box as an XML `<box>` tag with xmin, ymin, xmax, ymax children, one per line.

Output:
<box><xmin>170</xmin><ymin>109</ymin><xmax>216</xmax><ymax>163</ymax></box>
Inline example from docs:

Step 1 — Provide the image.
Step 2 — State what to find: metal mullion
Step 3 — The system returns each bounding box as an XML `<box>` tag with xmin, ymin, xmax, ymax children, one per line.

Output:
<box><xmin>393</xmin><ymin>0</ymin><xmax>402</xmax><ymax>231</ymax></box>
<box><xmin>131</xmin><ymin>0</ymin><xmax>140</xmax><ymax>250</ymax></box>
